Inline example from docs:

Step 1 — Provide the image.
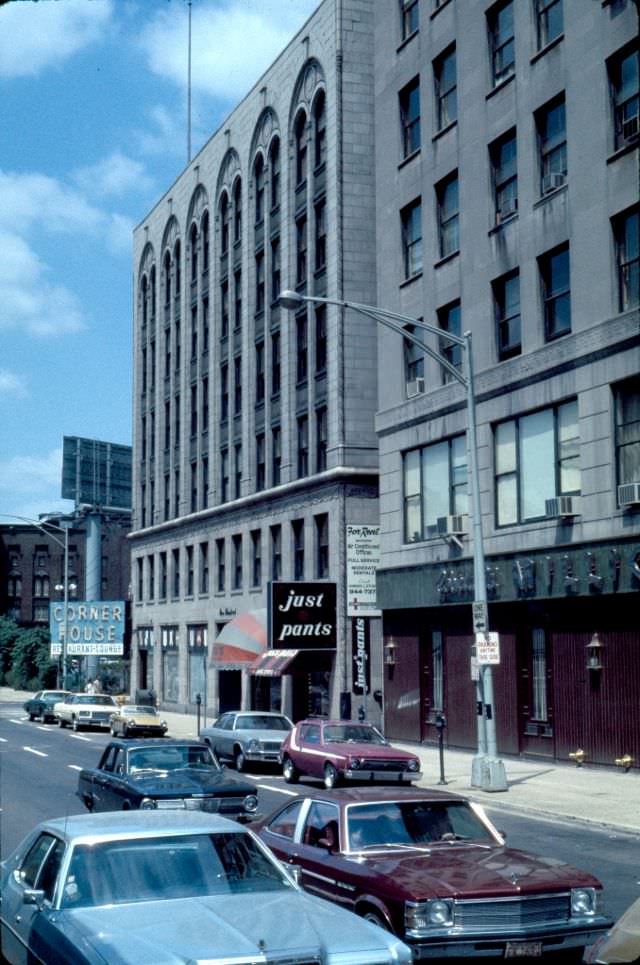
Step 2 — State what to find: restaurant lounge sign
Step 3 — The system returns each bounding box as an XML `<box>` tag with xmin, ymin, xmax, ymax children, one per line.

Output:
<box><xmin>270</xmin><ymin>582</ymin><xmax>337</xmax><ymax>649</ymax></box>
<box><xmin>50</xmin><ymin>600</ymin><xmax>125</xmax><ymax>656</ymax></box>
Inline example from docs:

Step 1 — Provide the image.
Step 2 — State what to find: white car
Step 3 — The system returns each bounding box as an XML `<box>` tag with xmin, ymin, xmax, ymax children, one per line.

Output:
<box><xmin>54</xmin><ymin>693</ymin><xmax>120</xmax><ymax>732</ymax></box>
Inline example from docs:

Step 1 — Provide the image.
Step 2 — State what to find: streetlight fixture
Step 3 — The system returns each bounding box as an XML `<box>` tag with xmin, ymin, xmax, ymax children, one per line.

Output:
<box><xmin>0</xmin><ymin>513</ymin><xmax>76</xmax><ymax>689</ymax></box>
<box><xmin>278</xmin><ymin>290</ymin><xmax>507</xmax><ymax>792</ymax></box>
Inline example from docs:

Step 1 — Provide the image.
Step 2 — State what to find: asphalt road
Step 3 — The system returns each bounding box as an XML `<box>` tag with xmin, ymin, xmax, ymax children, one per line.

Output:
<box><xmin>2</xmin><ymin>698</ymin><xmax>639</xmax><ymax>931</ymax></box>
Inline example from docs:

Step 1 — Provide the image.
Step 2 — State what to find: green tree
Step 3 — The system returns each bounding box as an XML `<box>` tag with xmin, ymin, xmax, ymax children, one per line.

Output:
<box><xmin>6</xmin><ymin>626</ymin><xmax>56</xmax><ymax>691</ymax></box>
<box><xmin>0</xmin><ymin>616</ymin><xmax>21</xmax><ymax>684</ymax></box>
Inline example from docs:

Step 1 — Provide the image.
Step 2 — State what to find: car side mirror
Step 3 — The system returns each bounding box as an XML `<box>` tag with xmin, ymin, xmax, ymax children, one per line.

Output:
<box><xmin>23</xmin><ymin>888</ymin><xmax>45</xmax><ymax>907</ymax></box>
<box><xmin>284</xmin><ymin>862</ymin><xmax>302</xmax><ymax>885</ymax></box>
<box><xmin>497</xmin><ymin>829</ymin><xmax>507</xmax><ymax>841</ymax></box>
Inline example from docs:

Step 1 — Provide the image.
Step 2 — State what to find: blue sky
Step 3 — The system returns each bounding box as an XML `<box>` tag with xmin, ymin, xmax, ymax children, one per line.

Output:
<box><xmin>0</xmin><ymin>0</ymin><xmax>319</xmax><ymax>522</ymax></box>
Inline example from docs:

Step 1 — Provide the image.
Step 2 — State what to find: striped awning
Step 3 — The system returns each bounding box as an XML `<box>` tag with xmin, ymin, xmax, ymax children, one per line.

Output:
<box><xmin>251</xmin><ymin>649</ymin><xmax>300</xmax><ymax>677</ymax></box>
<box><xmin>211</xmin><ymin>609</ymin><xmax>267</xmax><ymax>666</ymax></box>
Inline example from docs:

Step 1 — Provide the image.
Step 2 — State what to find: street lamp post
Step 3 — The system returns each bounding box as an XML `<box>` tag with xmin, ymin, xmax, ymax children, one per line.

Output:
<box><xmin>0</xmin><ymin>514</ymin><xmax>75</xmax><ymax>689</ymax></box>
<box><xmin>278</xmin><ymin>290</ymin><xmax>507</xmax><ymax>792</ymax></box>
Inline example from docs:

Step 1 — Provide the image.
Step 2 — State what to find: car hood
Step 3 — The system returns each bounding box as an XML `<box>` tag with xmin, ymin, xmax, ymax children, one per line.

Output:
<box><xmin>357</xmin><ymin>845</ymin><xmax>602</xmax><ymax>899</ymax></box>
<box><xmin>121</xmin><ymin>714</ymin><xmax>164</xmax><ymax>725</ymax></box>
<box><xmin>234</xmin><ymin>729</ymin><xmax>291</xmax><ymax>742</ymax></box>
<box><xmin>329</xmin><ymin>742</ymin><xmax>418</xmax><ymax>760</ymax></box>
<box><xmin>59</xmin><ymin>890</ymin><xmax>409</xmax><ymax>964</ymax></box>
<box><xmin>128</xmin><ymin>767</ymin><xmax>256</xmax><ymax>797</ymax></box>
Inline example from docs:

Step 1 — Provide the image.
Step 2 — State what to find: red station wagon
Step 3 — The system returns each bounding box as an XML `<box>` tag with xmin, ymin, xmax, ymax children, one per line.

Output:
<box><xmin>256</xmin><ymin>787</ymin><xmax>611</xmax><ymax>962</ymax></box>
<box><xmin>280</xmin><ymin>718</ymin><xmax>422</xmax><ymax>789</ymax></box>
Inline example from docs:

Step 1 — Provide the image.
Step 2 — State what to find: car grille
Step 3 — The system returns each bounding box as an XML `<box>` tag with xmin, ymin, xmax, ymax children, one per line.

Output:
<box><xmin>79</xmin><ymin>712</ymin><xmax>112</xmax><ymax>722</ymax></box>
<box><xmin>154</xmin><ymin>796</ymin><xmax>248</xmax><ymax>813</ymax></box>
<box><xmin>358</xmin><ymin>758</ymin><xmax>410</xmax><ymax>772</ymax></box>
<box><xmin>260</xmin><ymin>740</ymin><xmax>282</xmax><ymax>752</ymax></box>
<box><xmin>454</xmin><ymin>894</ymin><xmax>571</xmax><ymax>930</ymax></box>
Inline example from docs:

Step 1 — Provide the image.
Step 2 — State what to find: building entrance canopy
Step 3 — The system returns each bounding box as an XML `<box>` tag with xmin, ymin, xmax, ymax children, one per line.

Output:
<box><xmin>212</xmin><ymin>609</ymin><xmax>267</xmax><ymax>666</ymax></box>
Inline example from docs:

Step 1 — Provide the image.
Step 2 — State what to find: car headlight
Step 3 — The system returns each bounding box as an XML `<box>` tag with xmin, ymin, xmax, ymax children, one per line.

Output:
<box><xmin>571</xmin><ymin>887</ymin><xmax>596</xmax><ymax>916</ymax></box>
<box><xmin>405</xmin><ymin>899</ymin><xmax>454</xmax><ymax>934</ymax></box>
<box><xmin>407</xmin><ymin>759</ymin><xmax>419</xmax><ymax>772</ymax></box>
<box><xmin>140</xmin><ymin>798</ymin><xmax>157</xmax><ymax>810</ymax></box>
<box><xmin>160</xmin><ymin>720</ymin><xmax>168</xmax><ymax>728</ymax></box>
<box><xmin>349</xmin><ymin>757</ymin><xmax>361</xmax><ymax>769</ymax></box>
<box><xmin>247</xmin><ymin>739</ymin><xmax>260</xmax><ymax>752</ymax></box>
<box><xmin>128</xmin><ymin>720</ymin><xmax>136</xmax><ymax>727</ymax></box>
<box><xmin>243</xmin><ymin>794</ymin><xmax>258</xmax><ymax>813</ymax></box>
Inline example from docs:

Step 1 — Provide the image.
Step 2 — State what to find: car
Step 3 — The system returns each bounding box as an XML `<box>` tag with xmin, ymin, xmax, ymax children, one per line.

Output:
<box><xmin>586</xmin><ymin>895</ymin><xmax>640</xmax><ymax>963</ymax></box>
<box><xmin>200</xmin><ymin>709</ymin><xmax>294</xmax><ymax>771</ymax></box>
<box><xmin>76</xmin><ymin>738</ymin><xmax>260</xmax><ymax>822</ymax></box>
<box><xmin>109</xmin><ymin>703</ymin><xmax>168</xmax><ymax>738</ymax></box>
<box><xmin>280</xmin><ymin>717</ymin><xmax>422</xmax><ymax>788</ymax></box>
<box><xmin>256</xmin><ymin>785</ymin><xmax>612</xmax><ymax>962</ymax></box>
<box><xmin>0</xmin><ymin>810</ymin><xmax>413</xmax><ymax>965</ymax></box>
<box><xmin>23</xmin><ymin>690</ymin><xmax>71</xmax><ymax>722</ymax></box>
<box><xmin>53</xmin><ymin>692</ymin><xmax>120</xmax><ymax>731</ymax></box>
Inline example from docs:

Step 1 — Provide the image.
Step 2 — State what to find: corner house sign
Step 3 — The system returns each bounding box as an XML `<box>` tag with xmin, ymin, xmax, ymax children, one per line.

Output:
<box><xmin>50</xmin><ymin>600</ymin><xmax>125</xmax><ymax>656</ymax></box>
<box><xmin>270</xmin><ymin>582</ymin><xmax>337</xmax><ymax>649</ymax></box>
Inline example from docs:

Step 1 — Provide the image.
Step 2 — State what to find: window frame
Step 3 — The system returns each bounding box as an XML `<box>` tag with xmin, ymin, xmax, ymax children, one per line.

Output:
<box><xmin>490</xmin><ymin>129</ymin><xmax>518</xmax><ymax>224</ymax></box>
<box><xmin>401</xmin><ymin>198</ymin><xmax>423</xmax><ymax>280</ymax></box>
<box><xmin>403</xmin><ymin>435</ymin><xmax>468</xmax><ymax>543</ymax></box>
<box><xmin>399</xmin><ymin>76</ymin><xmax>421</xmax><ymax>158</ymax></box>
<box><xmin>487</xmin><ymin>0</ymin><xmax>515</xmax><ymax>88</ymax></box>
<box><xmin>436</xmin><ymin>172</ymin><xmax>459</xmax><ymax>260</ymax></box>
<box><xmin>536</xmin><ymin>0</ymin><xmax>563</xmax><ymax>51</ymax></box>
<box><xmin>537</xmin><ymin>95</ymin><xmax>567</xmax><ymax>195</ymax></box>
<box><xmin>493</xmin><ymin>269</ymin><xmax>521</xmax><ymax>360</ymax></box>
<box><xmin>613</xmin><ymin>207</ymin><xmax>639</xmax><ymax>313</ymax></box>
<box><xmin>434</xmin><ymin>45</ymin><xmax>457</xmax><ymax>131</ymax></box>
<box><xmin>539</xmin><ymin>243</ymin><xmax>571</xmax><ymax>341</ymax></box>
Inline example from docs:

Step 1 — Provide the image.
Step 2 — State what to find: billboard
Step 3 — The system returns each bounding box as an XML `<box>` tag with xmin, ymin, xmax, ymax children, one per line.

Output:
<box><xmin>346</xmin><ymin>524</ymin><xmax>381</xmax><ymax>616</ymax></box>
<box><xmin>62</xmin><ymin>435</ymin><xmax>132</xmax><ymax>510</ymax></box>
<box><xmin>50</xmin><ymin>600</ymin><xmax>125</xmax><ymax>656</ymax></box>
<box><xmin>270</xmin><ymin>582</ymin><xmax>337</xmax><ymax>649</ymax></box>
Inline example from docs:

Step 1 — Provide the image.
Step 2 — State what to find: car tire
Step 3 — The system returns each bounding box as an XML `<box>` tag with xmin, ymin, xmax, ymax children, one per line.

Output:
<box><xmin>58</xmin><ymin>717</ymin><xmax>66</xmax><ymax>728</ymax></box>
<box><xmin>123</xmin><ymin>725</ymin><xmax>130</xmax><ymax>739</ymax></box>
<box><xmin>323</xmin><ymin>762</ymin><xmax>340</xmax><ymax>789</ymax></box>
<box><xmin>234</xmin><ymin>748</ymin><xmax>246</xmax><ymax>771</ymax></box>
<box><xmin>110</xmin><ymin>724</ymin><xmax>117</xmax><ymax>736</ymax></box>
<box><xmin>282</xmin><ymin>756</ymin><xmax>300</xmax><ymax>784</ymax></box>
<box><xmin>37</xmin><ymin>711</ymin><xmax>46</xmax><ymax>723</ymax></box>
<box><xmin>361</xmin><ymin>908</ymin><xmax>389</xmax><ymax>931</ymax></box>
<box><xmin>28</xmin><ymin>713</ymin><xmax>36</xmax><ymax>721</ymax></box>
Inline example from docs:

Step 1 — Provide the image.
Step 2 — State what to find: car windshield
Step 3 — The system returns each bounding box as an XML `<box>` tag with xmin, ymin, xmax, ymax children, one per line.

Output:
<box><xmin>61</xmin><ymin>832</ymin><xmax>291</xmax><ymax>908</ymax></box>
<box><xmin>121</xmin><ymin>706</ymin><xmax>158</xmax><ymax>716</ymax></box>
<box><xmin>128</xmin><ymin>746</ymin><xmax>216</xmax><ymax>772</ymax></box>
<box><xmin>323</xmin><ymin>724</ymin><xmax>387</xmax><ymax>744</ymax></box>
<box><xmin>347</xmin><ymin>801</ymin><xmax>496</xmax><ymax>850</ymax></box>
<box><xmin>44</xmin><ymin>692</ymin><xmax>67</xmax><ymax>700</ymax></box>
<box><xmin>74</xmin><ymin>695</ymin><xmax>118</xmax><ymax>706</ymax></box>
<box><xmin>238</xmin><ymin>715</ymin><xmax>291</xmax><ymax>731</ymax></box>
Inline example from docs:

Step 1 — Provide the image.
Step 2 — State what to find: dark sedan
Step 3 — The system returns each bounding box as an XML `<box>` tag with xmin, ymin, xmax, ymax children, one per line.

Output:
<box><xmin>23</xmin><ymin>690</ymin><xmax>71</xmax><ymax>722</ymax></box>
<box><xmin>77</xmin><ymin>739</ymin><xmax>259</xmax><ymax>822</ymax></box>
<box><xmin>256</xmin><ymin>786</ymin><xmax>612</xmax><ymax>961</ymax></box>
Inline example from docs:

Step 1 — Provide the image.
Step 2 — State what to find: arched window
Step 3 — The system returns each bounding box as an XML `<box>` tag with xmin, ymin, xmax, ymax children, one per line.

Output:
<box><xmin>150</xmin><ymin>266</ymin><xmax>156</xmax><ymax>319</ymax></box>
<box><xmin>295</xmin><ymin>111</ymin><xmax>307</xmax><ymax>185</ymax></box>
<box><xmin>220</xmin><ymin>193</ymin><xmax>230</xmax><ymax>255</ymax></box>
<box><xmin>201</xmin><ymin>210</ymin><xmax>209</xmax><ymax>273</ymax></box>
<box><xmin>174</xmin><ymin>239</ymin><xmax>181</xmax><ymax>294</ymax></box>
<box><xmin>164</xmin><ymin>251</ymin><xmax>171</xmax><ymax>306</ymax></box>
<box><xmin>190</xmin><ymin>223</ymin><xmax>198</xmax><ymax>281</ymax></box>
<box><xmin>313</xmin><ymin>91</ymin><xmax>326</xmax><ymax>169</ymax></box>
<box><xmin>233</xmin><ymin>179</ymin><xmax>242</xmax><ymax>243</ymax></box>
<box><xmin>254</xmin><ymin>155</ymin><xmax>265</xmax><ymax>224</ymax></box>
<box><xmin>142</xmin><ymin>275</ymin><xmax>148</xmax><ymax>326</ymax></box>
<box><xmin>269</xmin><ymin>137</ymin><xmax>280</xmax><ymax>210</ymax></box>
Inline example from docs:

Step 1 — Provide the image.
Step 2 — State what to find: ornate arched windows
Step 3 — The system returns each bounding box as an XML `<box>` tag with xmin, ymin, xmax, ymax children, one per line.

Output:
<box><xmin>269</xmin><ymin>136</ymin><xmax>280</xmax><ymax>210</ymax></box>
<box><xmin>294</xmin><ymin>110</ymin><xmax>307</xmax><ymax>186</ymax></box>
<box><xmin>233</xmin><ymin>178</ymin><xmax>242</xmax><ymax>243</ymax></box>
<box><xmin>254</xmin><ymin>154</ymin><xmax>265</xmax><ymax>224</ymax></box>
<box><xmin>220</xmin><ymin>192</ymin><xmax>230</xmax><ymax>255</ymax></box>
<box><xmin>313</xmin><ymin>90</ymin><xmax>326</xmax><ymax>169</ymax></box>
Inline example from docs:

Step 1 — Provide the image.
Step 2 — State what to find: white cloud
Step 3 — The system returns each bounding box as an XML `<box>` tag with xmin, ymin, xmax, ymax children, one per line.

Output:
<box><xmin>139</xmin><ymin>0</ymin><xmax>320</xmax><ymax>102</ymax></box>
<box><xmin>0</xmin><ymin>449</ymin><xmax>63</xmax><ymax>500</ymax></box>
<box><xmin>0</xmin><ymin>369</ymin><xmax>28</xmax><ymax>399</ymax></box>
<box><xmin>0</xmin><ymin>0</ymin><xmax>113</xmax><ymax>78</ymax></box>
<box><xmin>0</xmin><ymin>171</ymin><xmax>103</xmax><ymax>238</ymax></box>
<box><xmin>72</xmin><ymin>151</ymin><xmax>154</xmax><ymax>199</ymax></box>
<box><xmin>0</xmin><ymin>228</ymin><xmax>86</xmax><ymax>337</ymax></box>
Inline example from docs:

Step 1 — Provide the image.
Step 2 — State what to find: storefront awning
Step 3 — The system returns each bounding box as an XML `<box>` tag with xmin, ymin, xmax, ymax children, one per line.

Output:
<box><xmin>211</xmin><ymin>609</ymin><xmax>267</xmax><ymax>666</ymax></box>
<box><xmin>252</xmin><ymin>648</ymin><xmax>300</xmax><ymax>677</ymax></box>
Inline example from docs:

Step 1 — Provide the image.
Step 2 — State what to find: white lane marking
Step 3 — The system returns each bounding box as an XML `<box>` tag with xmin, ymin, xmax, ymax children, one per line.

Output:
<box><xmin>10</xmin><ymin>719</ymin><xmax>25</xmax><ymax>725</ymax></box>
<box><xmin>24</xmin><ymin>746</ymin><xmax>48</xmax><ymax>757</ymax></box>
<box><xmin>69</xmin><ymin>734</ymin><xmax>93</xmax><ymax>742</ymax></box>
<box><xmin>37</xmin><ymin>726</ymin><xmax>50</xmax><ymax>731</ymax></box>
<box><xmin>0</xmin><ymin>737</ymin><xmax>7</xmax><ymax>742</ymax></box>
<box><xmin>68</xmin><ymin>764</ymin><xmax>83</xmax><ymax>772</ymax></box>
<box><xmin>256</xmin><ymin>783</ymin><xmax>298</xmax><ymax>797</ymax></box>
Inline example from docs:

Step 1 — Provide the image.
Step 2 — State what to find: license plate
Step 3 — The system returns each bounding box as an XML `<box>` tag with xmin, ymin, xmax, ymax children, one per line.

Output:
<box><xmin>505</xmin><ymin>942</ymin><xmax>543</xmax><ymax>958</ymax></box>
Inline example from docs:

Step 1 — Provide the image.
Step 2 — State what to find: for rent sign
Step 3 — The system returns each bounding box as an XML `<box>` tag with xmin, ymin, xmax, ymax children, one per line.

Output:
<box><xmin>50</xmin><ymin>600</ymin><xmax>125</xmax><ymax>656</ymax></box>
<box><xmin>346</xmin><ymin>524</ymin><xmax>381</xmax><ymax>616</ymax></box>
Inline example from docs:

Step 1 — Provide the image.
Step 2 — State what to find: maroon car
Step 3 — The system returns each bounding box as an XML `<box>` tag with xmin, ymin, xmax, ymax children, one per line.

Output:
<box><xmin>280</xmin><ymin>718</ymin><xmax>422</xmax><ymax>788</ymax></box>
<box><xmin>256</xmin><ymin>787</ymin><xmax>611</xmax><ymax>961</ymax></box>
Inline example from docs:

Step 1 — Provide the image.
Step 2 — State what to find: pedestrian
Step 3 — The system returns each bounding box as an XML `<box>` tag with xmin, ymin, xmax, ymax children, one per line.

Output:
<box><xmin>85</xmin><ymin>680</ymin><xmax>95</xmax><ymax>694</ymax></box>
<box><xmin>92</xmin><ymin>677</ymin><xmax>101</xmax><ymax>694</ymax></box>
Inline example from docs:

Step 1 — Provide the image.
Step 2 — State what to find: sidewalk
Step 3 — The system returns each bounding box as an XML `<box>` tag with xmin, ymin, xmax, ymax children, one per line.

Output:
<box><xmin>3</xmin><ymin>688</ymin><xmax>638</xmax><ymax>833</ymax></box>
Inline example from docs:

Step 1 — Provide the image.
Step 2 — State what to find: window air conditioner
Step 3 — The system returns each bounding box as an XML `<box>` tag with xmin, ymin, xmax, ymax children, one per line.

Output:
<box><xmin>406</xmin><ymin>377</ymin><xmax>425</xmax><ymax>398</ymax></box>
<box><xmin>622</xmin><ymin>116</ymin><xmax>639</xmax><ymax>142</ymax></box>
<box><xmin>545</xmin><ymin>495</ymin><xmax>580</xmax><ymax>518</ymax></box>
<box><xmin>542</xmin><ymin>173</ymin><xmax>566</xmax><ymax>194</ymax></box>
<box><xmin>436</xmin><ymin>514</ymin><xmax>468</xmax><ymax>536</ymax></box>
<box><xmin>618</xmin><ymin>482</ymin><xmax>640</xmax><ymax>506</ymax></box>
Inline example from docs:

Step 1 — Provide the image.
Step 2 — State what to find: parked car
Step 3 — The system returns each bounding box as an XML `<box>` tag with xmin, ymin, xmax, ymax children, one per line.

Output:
<box><xmin>54</xmin><ymin>693</ymin><xmax>120</xmax><ymax>731</ymax></box>
<box><xmin>76</xmin><ymin>738</ymin><xmax>259</xmax><ymax>821</ymax></box>
<box><xmin>200</xmin><ymin>710</ymin><xmax>293</xmax><ymax>770</ymax></box>
<box><xmin>109</xmin><ymin>703</ymin><xmax>168</xmax><ymax>738</ymax></box>
<box><xmin>256</xmin><ymin>785</ymin><xmax>612</xmax><ymax>962</ymax></box>
<box><xmin>280</xmin><ymin>718</ymin><xmax>422</xmax><ymax>788</ymax></box>
<box><xmin>586</xmin><ymin>895</ymin><xmax>640</xmax><ymax>963</ymax></box>
<box><xmin>23</xmin><ymin>690</ymin><xmax>71</xmax><ymax>722</ymax></box>
<box><xmin>0</xmin><ymin>810</ymin><xmax>413</xmax><ymax>965</ymax></box>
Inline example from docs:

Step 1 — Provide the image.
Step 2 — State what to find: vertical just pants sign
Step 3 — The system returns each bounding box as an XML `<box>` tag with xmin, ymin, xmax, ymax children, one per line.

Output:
<box><xmin>351</xmin><ymin>616</ymin><xmax>370</xmax><ymax>695</ymax></box>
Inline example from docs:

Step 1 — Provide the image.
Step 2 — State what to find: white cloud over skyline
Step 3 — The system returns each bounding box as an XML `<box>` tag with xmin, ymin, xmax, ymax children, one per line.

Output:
<box><xmin>0</xmin><ymin>0</ymin><xmax>113</xmax><ymax>78</ymax></box>
<box><xmin>0</xmin><ymin>369</ymin><xmax>28</xmax><ymax>399</ymax></box>
<box><xmin>72</xmin><ymin>151</ymin><xmax>154</xmax><ymax>199</ymax></box>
